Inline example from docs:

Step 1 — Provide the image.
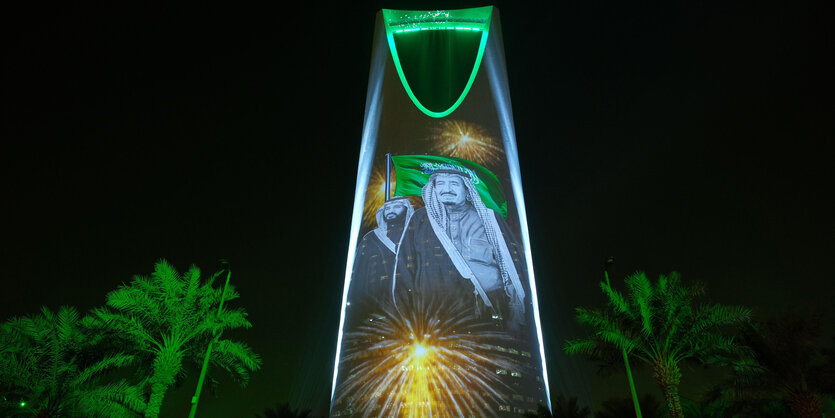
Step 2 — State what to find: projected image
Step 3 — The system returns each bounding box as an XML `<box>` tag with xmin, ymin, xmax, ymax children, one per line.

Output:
<box><xmin>346</xmin><ymin>197</ymin><xmax>413</xmax><ymax>320</ymax></box>
<box><xmin>338</xmin><ymin>297</ymin><xmax>517</xmax><ymax>417</ymax></box>
<box><xmin>337</xmin><ymin>155</ymin><xmax>542</xmax><ymax>417</ymax></box>
<box><xmin>361</xmin><ymin>168</ymin><xmax>393</xmax><ymax>230</ymax></box>
<box><xmin>430</xmin><ymin>120</ymin><xmax>505</xmax><ymax>166</ymax></box>
<box><xmin>394</xmin><ymin>168</ymin><xmax>528</xmax><ymax>334</ymax></box>
<box><xmin>334</xmin><ymin>7</ymin><xmax>549</xmax><ymax>416</ymax></box>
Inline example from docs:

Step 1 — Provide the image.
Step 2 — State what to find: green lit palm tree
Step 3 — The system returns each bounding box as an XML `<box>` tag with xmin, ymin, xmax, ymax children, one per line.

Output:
<box><xmin>0</xmin><ymin>306</ymin><xmax>145</xmax><ymax>417</ymax></box>
<box><xmin>564</xmin><ymin>271</ymin><xmax>751</xmax><ymax>418</ymax></box>
<box><xmin>91</xmin><ymin>259</ymin><xmax>262</xmax><ymax>418</ymax></box>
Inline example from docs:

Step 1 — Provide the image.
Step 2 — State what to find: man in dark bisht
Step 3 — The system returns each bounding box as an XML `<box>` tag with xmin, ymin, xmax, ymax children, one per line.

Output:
<box><xmin>344</xmin><ymin>196</ymin><xmax>413</xmax><ymax>326</ymax></box>
<box><xmin>393</xmin><ymin>169</ymin><xmax>529</xmax><ymax>333</ymax></box>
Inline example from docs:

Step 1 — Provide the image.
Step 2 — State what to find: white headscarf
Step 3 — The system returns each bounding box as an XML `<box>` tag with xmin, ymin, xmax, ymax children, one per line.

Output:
<box><xmin>373</xmin><ymin>197</ymin><xmax>414</xmax><ymax>253</ymax></box>
<box><xmin>421</xmin><ymin>171</ymin><xmax>526</xmax><ymax>310</ymax></box>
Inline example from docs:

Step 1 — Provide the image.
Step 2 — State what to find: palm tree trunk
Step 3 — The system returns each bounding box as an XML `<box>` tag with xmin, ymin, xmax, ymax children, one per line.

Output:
<box><xmin>145</xmin><ymin>380</ymin><xmax>170</xmax><ymax>418</ymax></box>
<box><xmin>786</xmin><ymin>390</ymin><xmax>821</xmax><ymax>418</ymax></box>
<box><xmin>653</xmin><ymin>359</ymin><xmax>683</xmax><ymax>418</ymax></box>
<box><xmin>144</xmin><ymin>349</ymin><xmax>181</xmax><ymax>418</ymax></box>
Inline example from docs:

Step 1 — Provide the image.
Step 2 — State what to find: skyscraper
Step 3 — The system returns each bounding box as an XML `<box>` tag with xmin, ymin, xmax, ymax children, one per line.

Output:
<box><xmin>331</xmin><ymin>7</ymin><xmax>551</xmax><ymax>417</ymax></box>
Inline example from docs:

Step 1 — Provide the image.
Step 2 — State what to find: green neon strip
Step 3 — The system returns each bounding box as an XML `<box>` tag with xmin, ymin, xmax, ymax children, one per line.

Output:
<box><xmin>383</xmin><ymin>7</ymin><xmax>492</xmax><ymax>118</ymax></box>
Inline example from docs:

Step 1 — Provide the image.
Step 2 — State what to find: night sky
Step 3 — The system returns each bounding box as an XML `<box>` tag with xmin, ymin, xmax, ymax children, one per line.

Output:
<box><xmin>2</xmin><ymin>1</ymin><xmax>833</xmax><ymax>417</ymax></box>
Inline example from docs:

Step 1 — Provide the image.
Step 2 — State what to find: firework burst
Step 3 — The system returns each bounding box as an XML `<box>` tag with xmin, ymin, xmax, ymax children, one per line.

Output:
<box><xmin>335</xmin><ymin>297</ymin><xmax>517</xmax><ymax>417</ymax></box>
<box><xmin>431</xmin><ymin>120</ymin><xmax>504</xmax><ymax>166</ymax></box>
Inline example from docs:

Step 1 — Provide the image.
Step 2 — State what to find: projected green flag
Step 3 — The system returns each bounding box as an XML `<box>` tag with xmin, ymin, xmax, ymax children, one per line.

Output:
<box><xmin>391</xmin><ymin>154</ymin><xmax>507</xmax><ymax>218</ymax></box>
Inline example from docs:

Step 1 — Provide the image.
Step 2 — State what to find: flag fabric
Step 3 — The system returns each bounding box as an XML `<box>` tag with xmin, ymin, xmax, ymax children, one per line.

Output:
<box><xmin>391</xmin><ymin>155</ymin><xmax>507</xmax><ymax>218</ymax></box>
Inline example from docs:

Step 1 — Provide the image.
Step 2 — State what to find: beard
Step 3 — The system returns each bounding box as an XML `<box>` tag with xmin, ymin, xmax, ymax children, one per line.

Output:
<box><xmin>385</xmin><ymin>212</ymin><xmax>405</xmax><ymax>222</ymax></box>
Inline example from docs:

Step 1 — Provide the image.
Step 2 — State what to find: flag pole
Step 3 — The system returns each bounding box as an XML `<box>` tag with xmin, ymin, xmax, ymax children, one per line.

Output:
<box><xmin>385</xmin><ymin>153</ymin><xmax>392</xmax><ymax>202</ymax></box>
<box><xmin>188</xmin><ymin>260</ymin><xmax>232</xmax><ymax>418</ymax></box>
<box><xmin>604</xmin><ymin>257</ymin><xmax>642</xmax><ymax>418</ymax></box>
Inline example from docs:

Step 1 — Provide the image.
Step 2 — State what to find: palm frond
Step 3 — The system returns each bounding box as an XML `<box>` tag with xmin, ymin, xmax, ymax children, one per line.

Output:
<box><xmin>3</xmin><ymin>316</ymin><xmax>41</xmax><ymax>341</ymax></box>
<box><xmin>106</xmin><ymin>287</ymin><xmax>160</xmax><ymax>319</ymax></box>
<box><xmin>563</xmin><ymin>339</ymin><xmax>598</xmax><ymax>356</ymax></box>
<box><xmin>181</xmin><ymin>265</ymin><xmax>202</xmax><ymax>311</ymax></box>
<box><xmin>599</xmin><ymin>329</ymin><xmax>638</xmax><ymax>353</ymax></box>
<box><xmin>704</xmin><ymin>304</ymin><xmax>751</xmax><ymax>327</ymax></box>
<box><xmin>625</xmin><ymin>272</ymin><xmax>653</xmax><ymax>336</ymax></box>
<box><xmin>71</xmin><ymin>353</ymin><xmax>136</xmax><ymax>386</ymax></box>
<box><xmin>681</xmin><ymin>332</ymin><xmax>742</xmax><ymax>364</ymax></box>
<box><xmin>210</xmin><ymin>339</ymin><xmax>262</xmax><ymax>386</ymax></box>
<box><xmin>216</xmin><ymin>308</ymin><xmax>253</xmax><ymax>331</ymax></box>
<box><xmin>205</xmin><ymin>269</ymin><xmax>223</xmax><ymax>288</ymax></box>
<box><xmin>132</xmin><ymin>275</ymin><xmax>156</xmax><ymax>295</ymax></box>
<box><xmin>599</xmin><ymin>280</ymin><xmax>632</xmax><ymax>318</ymax></box>
<box><xmin>153</xmin><ymin>259</ymin><xmax>181</xmax><ymax>287</ymax></box>
<box><xmin>222</xmin><ymin>285</ymin><xmax>240</xmax><ymax>302</ymax></box>
<box><xmin>677</xmin><ymin>305</ymin><xmax>751</xmax><ymax>355</ymax></box>
<box><xmin>685</xmin><ymin>276</ymin><xmax>706</xmax><ymax>298</ymax></box>
<box><xmin>153</xmin><ymin>259</ymin><xmax>184</xmax><ymax>319</ymax></box>
<box><xmin>56</xmin><ymin>306</ymin><xmax>81</xmax><ymax>346</ymax></box>
<box><xmin>574</xmin><ymin>307</ymin><xmax>615</xmax><ymax>331</ymax></box>
<box><xmin>76</xmin><ymin>379</ymin><xmax>146</xmax><ymax>417</ymax></box>
<box><xmin>91</xmin><ymin>308</ymin><xmax>159</xmax><ymax>350</ymax></box>
<box><xmin>40</xmin><ymin>306</ymin><xmax>55</xmax><ymax>324</ymax></box>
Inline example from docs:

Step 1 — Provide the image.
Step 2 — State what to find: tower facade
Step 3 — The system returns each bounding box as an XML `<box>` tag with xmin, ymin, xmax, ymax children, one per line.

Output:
<box><xmin>332</xmin><ymin>7</ymin><xmax>550</xmax><ymax>417</ymax></box>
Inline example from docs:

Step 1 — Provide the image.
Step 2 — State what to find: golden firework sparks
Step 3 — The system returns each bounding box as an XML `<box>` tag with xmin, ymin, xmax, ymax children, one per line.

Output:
<box><xmin>431</xmin><ymin>120</ymin><xmax>504</xmax><ymax>166</ymax></box>
<box><xmin>362</xmin><ymin>167</ymin><xmax>423</xmax><ymax>230</ymax></box>
<box><xmin>335</xmin><ymin>298</ymin><xmax>517</xmax><ymax>417</ymax></box>
<box><xmin>362</xmin><ymin>167</ymin><xmax>391</xmax><ymax>229</ymax></box>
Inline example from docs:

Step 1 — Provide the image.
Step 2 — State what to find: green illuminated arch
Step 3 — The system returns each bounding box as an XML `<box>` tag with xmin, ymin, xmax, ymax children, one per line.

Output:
<box><xmin>382</xmin><ymin>7</ymin><xmax>492</xmax><ymax>118</ymax></box>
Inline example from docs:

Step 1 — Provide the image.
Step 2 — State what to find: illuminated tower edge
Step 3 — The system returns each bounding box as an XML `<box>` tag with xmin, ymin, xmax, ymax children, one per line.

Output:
<box><xmin>331</xmin><ymin>7</ymin><xmax>551</xmax><ymax>417</ymax></box>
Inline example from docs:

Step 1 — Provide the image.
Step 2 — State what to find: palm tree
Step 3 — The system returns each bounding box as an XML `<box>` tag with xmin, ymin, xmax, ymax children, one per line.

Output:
<box><xmin>552</xmin><ymin>395</ymin><xmax>591</xmax><ymax>418</ymax></box>
<box><xmin>709</xmin><ymin>309</ymin><xmax>835</xmax><ymax>417</ymax></box>
<box><xmin>564</xmin><ymin>271</ymin><xmax>751</xmax><ymax>418</ymax></box>
<box><xmin>0</xmin><ymin>306</ymin><xmax>145</xmax><ymax>417</ymax></box>
<box><xmin>681</xmin><ymin>399</ymin><xmax>729</xmax><ymax>418</ymax></box>
<box><xmin>91</xmin><ymin>259</ymin><xmax>262</xmax><ymax>418</ymax></box>
<box><xmin>683</xmin><ymin>397</ymin><xmax>789</xmax><ymax>418</ymax></box>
